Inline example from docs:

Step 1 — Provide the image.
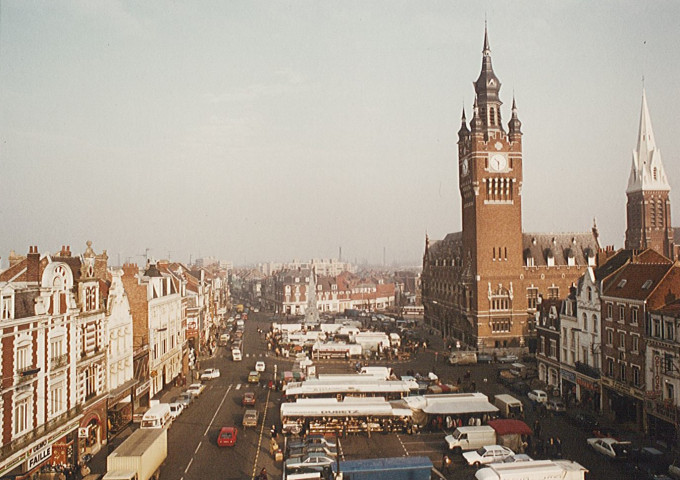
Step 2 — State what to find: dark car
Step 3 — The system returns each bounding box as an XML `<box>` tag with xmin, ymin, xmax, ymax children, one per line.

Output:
<box><xmin>477</xmin><ymin>353</ymin><xmax>493</xmax><ymax>364</ymax></box>
<box><xmin>631</xmin><ymin>447</ymin><xmax>672</xmax><ymax>480</ymax></box>
<box><xmin>567</xmin><ymin>410</ymin><xmax>599</xmax><ymax>430</ymax></box>
<box><xmin>509</xmin><ymin>381</ymin><xmax>530</xmax><ymax>395</ymax></box>
<box><xmin>242</xmin><ymin>392</ymin><xmax>256</xmax><ymax>407</ymax></box>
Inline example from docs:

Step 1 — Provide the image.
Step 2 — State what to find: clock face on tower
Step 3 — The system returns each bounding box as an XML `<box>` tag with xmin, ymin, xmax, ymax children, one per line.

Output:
<box><xmin>490</xmin><ymin>153</ymin><xmax>507</xmax><ymax>172</ymax></box>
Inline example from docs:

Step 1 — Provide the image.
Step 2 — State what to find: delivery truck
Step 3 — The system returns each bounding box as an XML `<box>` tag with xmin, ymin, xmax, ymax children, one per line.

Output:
<box><xmin>103</xmin><ymin>427</ymin><xmax>167</xmax><ymax>480</ymax></box>
<box><xmin>331</xmin><ymin>456</ymin><xmax>432</xmax><ymax>480</ymax></box>
<box><xmin>475</xmin><ymin>459</ymin><xmax>588</xmax><ymax>480</ymax></box>
<box><xmin>494</xmin><ymin>394</ymin><xmax>524</xmax><ymax>418</ymax></box>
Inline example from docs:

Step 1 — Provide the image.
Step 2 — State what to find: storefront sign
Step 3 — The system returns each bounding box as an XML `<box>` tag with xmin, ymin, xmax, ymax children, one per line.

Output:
<box><xmin>26</xmin><ymin>445</ymin><xmax>52</xmax><ymax>471</ymax></box>
<box><xmin>136</xmin><ymin>380</ymin><xmax>150</xmax><ymax>397</ymax></box>
<box><xmin>576</xmin><ymin>377</ymin><xmax>599</xmax><ymax>391</ymax></box>
<box><xmin>561</xmin><ymin>369</ymin><xmax>576</xmax><ymax>383</ymax></box>
<box><xmin>78</xmin><ymin>427</ymin><xmax>89</xmax><ymax>438</ymax></box>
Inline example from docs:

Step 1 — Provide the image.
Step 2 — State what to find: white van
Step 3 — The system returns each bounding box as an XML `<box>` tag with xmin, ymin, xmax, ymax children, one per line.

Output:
<box><xmin>445</xmin><ymin>426</ymin><xmax>497</xmax><ymax>453</ymax></box>
<box><xmin>494</xmin><ymin>394</ymin><xmax>524</xmax><ymax>418</ymax></box>
<box><xmin>475</xmin><ymin>459</ymin><xmax>588</xmax><ymax>480</ymax></box>
<box><xmin>140</xmin><ymin>403</ymin><xmax>172</xmax><ymax>429</ymax></box>
<box><xmin>232</xmin><ymin>347</ymin><xmax>242</xmax><ymax>361</ymax></box>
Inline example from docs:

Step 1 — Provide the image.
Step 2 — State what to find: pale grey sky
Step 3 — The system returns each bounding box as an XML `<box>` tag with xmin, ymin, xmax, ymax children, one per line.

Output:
<box><xmin>1</xmin><ymin>1</ymin><xmax>679</xmax><ymax>267</ymax></box>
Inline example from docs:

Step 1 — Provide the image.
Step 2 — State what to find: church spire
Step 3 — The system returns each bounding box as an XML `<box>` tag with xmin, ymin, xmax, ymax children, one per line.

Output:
<box><xmin>626</xmin><ymin>89</ymin><xmax>670</xmax><ymax>193</ymax></box>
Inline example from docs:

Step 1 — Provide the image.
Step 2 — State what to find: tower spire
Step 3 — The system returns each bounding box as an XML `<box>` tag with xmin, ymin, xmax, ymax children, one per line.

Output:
<box><xmin>474</xmin><ymin>25</ymin><xmax>503</xmax><ymax>135</ymax></box>
<box><xmin>627</xmin><ymin>89</ymin><xmax>669</xmax><ymax>193</ymax></box>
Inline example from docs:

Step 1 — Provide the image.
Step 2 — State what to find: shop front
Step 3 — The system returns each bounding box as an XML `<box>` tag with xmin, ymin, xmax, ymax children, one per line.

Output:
<box><xmin>646</xmin><ymin>397</ymin><xmax>679</xmax><ymax>447</ymax></box>
<box><xmin>107</xmin><ymin>379</ymin><xmax>137</xmax><ymax>438</ymax></box>
<box><xmin>560</xmin><ymin>369</ymin><xmax>577</xmax><ymax>404</ymax></box>
<box><xmin>602</xmin><ymin>378</ymin><xmax>644</xmax><ymax>431</ymax></box>
<box><xmin>78</xmin><ymin>397</ymin><xmax>107</xmax><ymax>460</ymax></box>
<box><xmin>0</xmin><ymin>414</ymin><xmax>80</xmax><ymax>480</ymax></box>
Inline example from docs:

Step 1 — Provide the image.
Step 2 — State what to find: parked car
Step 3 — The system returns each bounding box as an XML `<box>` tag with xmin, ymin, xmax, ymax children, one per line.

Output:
<box><xmin>567</xmin><ymin>410</ymin><xmax>599</xmax><ymax>430</ymax></box>
<box><xmin>477</xmin><ymin>353</ymin><xmax>494</xmax><ymax>364</ymax></box>
<box><xmin>242</xmin><ymin>392</ymin><xmax>256</xmax><ymax>406</ymax></box>
<box><xmin>304</xmin><ymin>434</ymin><xmax>337</xmax><ymax>449</ymax></box>
<box><xmin>248</xmin><ymin>371</ymin><xmax>261</xmax><ymax>383</ymax></box>
<box><xmin>285</xmin><ymin>453</ymin><xmax>336</xmax><ymax>470</ymax></box>
<box><xmin>587</xmin><ymin>437</ymin><xmax>632</xmax><ymax>460</ymax></box>
<box><xmin>168</xmin><ymin>402</ymin><xmax>184</xmax><ymax>419</ymax></box>
<box><xmin>255</xmin><ymin>361</ymin><xmax>266</xmax><ymax>372</ymax></box>
<box><xmin>287</xmin><ymin>444</ymin><xmax>337</xmax><ymax>458</ymax></box>
<box><xmin>631</xmin><ymin>447</ymin><xmax>672</xmax><ymax>480</ymax></box>
<box><xmin>527</xmin><ymin>389</ymin><xmax>548</xmax><ymax>403</ymax></box>
<box><xmin>243</xmin><ymin>409</ymin><xmax>258</xmax><ymax>427</ymax></box>
<box><xmin>175</xmin><ymin>392</ymin><xmax>194</xmax><ymax>408</ymax></box>
<box><xmin>200</xmin><ymin>368</ymin><xmax>221</xmax><ymax>380</ymax></box>
<box><xmin>217</xmin><ymin>426</ymin><xmax>237</xmax><ymax>447</ymax></box>
<box><xmin>546</xmin><ymin>399</ymin><xmax>566</xmax><ymax>414</ymax></box>
<box><xmin>186</xmin><ymin>383</ymin><xmax>206</xmax><ymax>397</ymax></box>
<box><xmin>509</xmin><ymin>381</ymin><xmax>530</xmax><ymax>396</ymax></box>
<box><xmin>463</xmin><ymin>445</ymin><xmax>515</xmax><ymax>467</ymax></box>
<box><xmin>501</xmin><ymin>454</ymin><xmax>533</xmax><ymax>463</ymax></box>
<box><xmin>498</xmin><ymin>354</ymin><xmax>519</xmax><ymax>363</ymax></box>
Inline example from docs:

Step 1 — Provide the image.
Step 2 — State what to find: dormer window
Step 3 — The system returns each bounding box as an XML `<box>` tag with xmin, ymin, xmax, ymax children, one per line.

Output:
<box><xmin>617</xmin><ymin>279</ymin><xmax>627</xmax><ymax>289</ymax></box>
<box><xmin>642</xmin><ymin>279</ymin><xmax>653</xmax><ymax>290</ymax></box>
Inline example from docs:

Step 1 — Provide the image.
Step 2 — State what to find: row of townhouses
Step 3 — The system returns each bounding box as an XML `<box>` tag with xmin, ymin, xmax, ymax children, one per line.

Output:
<box><xmin>0</xmin><ymin>244</ymin><xmax>228</xmax><ymax>478</ymax></box>
<box><xmin>536</xmin><ymin>248</ymin><xmax>680</xmax><ymax>445</ymax></box>
<box><xmin>258</xmin><ymin>269</ymin><xmax>399</xmax><ymax>315</ymax></box>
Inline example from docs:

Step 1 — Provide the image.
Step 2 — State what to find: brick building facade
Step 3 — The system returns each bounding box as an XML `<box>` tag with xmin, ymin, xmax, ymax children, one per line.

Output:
<box><xmin>422</xmin><ymin>28</ymin><xmax>598</xmax><ymax>351</ymax></box>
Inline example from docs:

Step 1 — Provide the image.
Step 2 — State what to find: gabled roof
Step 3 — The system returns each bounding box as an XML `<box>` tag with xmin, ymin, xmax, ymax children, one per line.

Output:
<box><xmin>602</xmin><ymin>262</ymin><xmax>673</xmax><ymax>300</ymax></box>
<box><xmin>593</xmin><ymin>249</ymin><xmax>634</xmax><ymax>281</ymax></box>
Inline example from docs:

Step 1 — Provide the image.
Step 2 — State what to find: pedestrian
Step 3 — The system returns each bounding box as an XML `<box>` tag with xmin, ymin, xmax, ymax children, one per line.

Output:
<box><xmin>442</xmin><ymin>454</ymin><xmax>452</xmax><ymax>473</ymax></box>
<box><xmin>259</xmin><ymin>467</ymin><xmax>268</xmax><ymax>480</ymax></box>
<box><xmin>533</xmin><ymin>419</ymin><xmax>541</xmax><ymax>438</ymax></box>
<box><xmin>555</xmin><ymin>437</ymin><xmax>562</xmax><ymax>458</ymax></box>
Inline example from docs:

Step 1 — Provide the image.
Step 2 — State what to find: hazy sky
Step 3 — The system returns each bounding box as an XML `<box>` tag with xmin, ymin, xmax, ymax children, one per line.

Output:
<box><xmin>2</xmin><ymin>1</ymin><xmax>679</xmax><ymax>268</ymax></box>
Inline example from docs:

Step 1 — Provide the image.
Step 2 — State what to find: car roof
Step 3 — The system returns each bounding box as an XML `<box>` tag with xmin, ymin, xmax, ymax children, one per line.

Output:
<box><xmin>220</xmin><ymin>426</ymin><xmax>236</xmax><ymax>433</ymax></box>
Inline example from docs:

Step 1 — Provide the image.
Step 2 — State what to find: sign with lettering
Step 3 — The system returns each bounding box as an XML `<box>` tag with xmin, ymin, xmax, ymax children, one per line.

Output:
<box><xmin>26</xmin><ymin>445</ymin><xmax>52</xmax><ymax>471</ymax></box>
<box><xmin>78</xmin><ymin>427</ymin><xmax>89</xmax><ymax>438</ymax></box>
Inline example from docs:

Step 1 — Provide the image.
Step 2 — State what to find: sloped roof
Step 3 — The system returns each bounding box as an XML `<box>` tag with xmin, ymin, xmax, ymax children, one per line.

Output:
<box><xmin>602</xmin><ymin>262</ymin><xmax>672</xmax><ymax>300</ymax></box>
<box><xmin>426</xmin><ymin>231</ymin><xmax>463</xmax><ymax>259</ymax></box>
<box><xmin>594</xmin><ymin>249</ymin><xmax>634</xmax><ymax>281</ymax></box>
<box><xmin>522</xmin><ymin>232</ymin><xmax>598</xmax><ymax>266</ymax></box>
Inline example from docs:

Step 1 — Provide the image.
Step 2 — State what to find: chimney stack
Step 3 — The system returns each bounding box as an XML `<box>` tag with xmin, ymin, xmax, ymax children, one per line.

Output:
<box><xmin>27</xmin><ymin>245</ymin><xmax>40</xmax><ymax>284</ymax></box>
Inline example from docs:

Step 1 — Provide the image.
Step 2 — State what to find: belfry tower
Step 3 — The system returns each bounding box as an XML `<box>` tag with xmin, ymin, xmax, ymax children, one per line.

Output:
<box><xmin>625</xmin><ymin>90</ymin><xmax>674</xmax><ymax>259</ymax></box>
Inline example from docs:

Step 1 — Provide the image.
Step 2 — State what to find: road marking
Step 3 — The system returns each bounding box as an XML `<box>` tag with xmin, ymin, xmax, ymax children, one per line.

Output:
<box><xmin>396</xmin><ymin>433</ymin><xmax>409</xmax><ymax>456</ymax></box>
<box><xmin>250</xmin><ymin>384</ymin><xmax>272</xmax><ymax>480</ymax></box>
<box><xmin>184</xmin><ymin>458</ymin><xmax>193</xmax><ymax>473</ymax></box>
<box><xmin>204</xmin><ymin>384</ymin><xmax>233</xmax><ymax>437</ymax></box>
<box><xmin>195</xmin><ymin>442</ymin><xmax>202</xmax><ymax>454</ymax></box>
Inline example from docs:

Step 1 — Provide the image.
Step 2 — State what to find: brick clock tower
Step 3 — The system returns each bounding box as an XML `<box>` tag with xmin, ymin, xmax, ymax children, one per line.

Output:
<box><xmin>625</xmin><ymin>90</ymin><xmax>674</xmax><ymax>259</ymax></box>
<box><xmin>458</xmin><ymin>28</ymin><xmax>524</xmax><ymax>327</ymax></box>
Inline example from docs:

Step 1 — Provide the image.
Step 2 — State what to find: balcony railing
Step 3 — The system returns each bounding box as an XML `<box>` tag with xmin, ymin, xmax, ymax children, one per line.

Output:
<box><xmin>0</xmin><ymin>404</ymin><xmax>83</xmax><ymax>461</ymax></box>
<box><xmin>575</xmin><ymin>361</ymin><xmax>601</xmax><ymax>379</ymax></box>
<box><xmin>16</xmin><ymin>366</ymin><xmax>40</xmax><ymax>383</ymax></box>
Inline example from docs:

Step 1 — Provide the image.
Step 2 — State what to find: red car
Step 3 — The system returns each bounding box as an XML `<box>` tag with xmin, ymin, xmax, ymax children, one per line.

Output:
<box><xmin>218</xmin><ymin>427</ymin><xmax>237</xmax><ymax>447</ymax></box>
<box><xmin>242</xmin><ymin>392</ymin><xmax>256</xmax><ymax>406</ymax></box>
